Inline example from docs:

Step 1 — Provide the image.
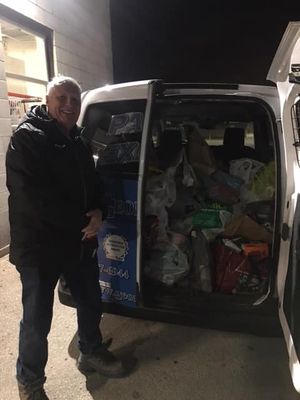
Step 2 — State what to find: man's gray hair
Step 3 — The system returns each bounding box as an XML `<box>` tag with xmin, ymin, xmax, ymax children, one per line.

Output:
<box><xmin>47</xmin><ymin>75</ymin><xmax>82</xmax><ymax>95</ymax></box>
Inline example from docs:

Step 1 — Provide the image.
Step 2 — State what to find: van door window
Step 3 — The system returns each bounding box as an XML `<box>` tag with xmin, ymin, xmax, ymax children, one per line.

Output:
<box><xmin>82</xmin><ymin>100</ymin><xmax>146</xmax><ymax>173</ymax></box>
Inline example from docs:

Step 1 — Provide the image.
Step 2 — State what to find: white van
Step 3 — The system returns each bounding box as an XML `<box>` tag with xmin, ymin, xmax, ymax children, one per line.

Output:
<box><xmin>59</xmin><ymin>22</ymin><xmax>300</xmax><ymax>393</ymax></box>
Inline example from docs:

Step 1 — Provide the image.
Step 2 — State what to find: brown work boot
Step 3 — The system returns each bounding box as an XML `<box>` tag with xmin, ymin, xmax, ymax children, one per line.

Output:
<box><xmin>77</xmin><ymin>346</ymin><xmax>126</xmax><ymax>378</ymax></box>
<box><xmin>18</xmin><ymin>381</ymin><xmax>49</xmax><ymax>400</ymax></box>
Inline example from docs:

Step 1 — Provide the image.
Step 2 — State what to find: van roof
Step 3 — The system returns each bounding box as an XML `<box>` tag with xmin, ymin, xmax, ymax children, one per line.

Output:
<box><xmin>80</xmin><ymin>80</ymin><xmax>280</xmax><ymax>121</ymax></box>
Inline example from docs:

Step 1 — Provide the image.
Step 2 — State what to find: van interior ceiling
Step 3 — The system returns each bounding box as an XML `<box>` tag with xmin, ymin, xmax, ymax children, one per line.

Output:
<box><xmin>142</xmin><ymin>97</ymin><xmax>278</xmax><ymax>311</ymax></box>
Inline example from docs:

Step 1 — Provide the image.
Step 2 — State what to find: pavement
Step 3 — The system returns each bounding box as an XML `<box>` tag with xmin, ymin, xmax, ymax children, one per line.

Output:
<box><xmin>0</xmin><ymin>253</ymin><xmax>299</xmax><ymax>400</ymax></box>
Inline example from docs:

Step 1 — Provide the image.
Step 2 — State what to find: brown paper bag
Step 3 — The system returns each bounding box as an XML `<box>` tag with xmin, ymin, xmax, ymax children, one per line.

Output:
<box><xmin>223</xmin><ymin>215</ymin><xmax>272</xmax><ymax>243</ymax></box>
<box><xmin>188</xmin><ymin>131</ymin><xmax>217</xmax><ymax>175</ymax></box>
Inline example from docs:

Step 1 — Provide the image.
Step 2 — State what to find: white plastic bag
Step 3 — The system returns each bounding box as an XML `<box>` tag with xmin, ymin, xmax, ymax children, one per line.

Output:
<box><xmin>144</xmin><ymin>241</ymin><xmax>190</xmax><ymax>286</ymax></box>
<box><xmin>191</xmin><ymin>230</ymin><xmax>212</xmax><ymax>293</ymax></box>
<box><xmin>229</xmin><ymin>158</ymin><xmax>264</xmax><ymax>184</ymax></box>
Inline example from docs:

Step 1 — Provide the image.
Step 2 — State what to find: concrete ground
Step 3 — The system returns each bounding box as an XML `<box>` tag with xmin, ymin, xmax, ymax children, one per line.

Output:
<box><xmin>0</xmin><ymin>254</ymin><xmax>299</xmax><ymax>400</ymax></box>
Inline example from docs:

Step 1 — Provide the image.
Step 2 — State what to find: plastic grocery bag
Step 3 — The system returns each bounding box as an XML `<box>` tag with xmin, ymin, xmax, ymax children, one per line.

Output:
<box><xmin>168</xmin><ymin>216</ymin><xmax>194</xmax><ymax>236</ymax></box>
<box><xmin>144</xmin><ymin>241</ymin><xmax>190</xmax><ymax>286</ymax></box>
<box><xmin>213</xmin><ymin>243</ymin><xmax>252</xmax><ymax>294</ymax></box>
<box><xmin>211</xmin><ymin>169</ymin><xmax>244</xmax><ymax>191</ymax></box>
<box><xmin>200</xmin><ymin>173</ymin><xmax>240</xmax><ymax>205</ymax></box>
<box><xmin>169</xmin><ymin>188</ymin><xmax>202</xmax><ymax>219</ymax></box>
<box><xmin>250</xmin><ymin>161</ymin><xmax>275</xmax><ymax>201</ymax></box>
<box><xmin>191</xmin><ymin>229</ymin><xmax>212</xmax><ymax>293</ymax></box>
<box><xmin>206</xmin><ymin>183</ymin><xmax>240</xmax><ymax>205</ymax></box>
<box><xmin>180</xmin><ymin>148</ymin><xmax>198</xmax><ymax>187</ymax></box>
<box><xmin>145</xmin><ymin>150</ymin><xmax>197</xmax><ymax>239</ymax></box>
<box><xmin>145</xmin><ymin>159</ymin><xmax>180</xmax><ymax>239</ymax></box>
<box><xmin>145</xmin><ymin>173</ymin><xmax>170</xmax><ymax>240</ymax></box>
<box><xmin>229</xmin><ymin>158</ymin><xmax>264</xmax><ymax>184</ymax></box>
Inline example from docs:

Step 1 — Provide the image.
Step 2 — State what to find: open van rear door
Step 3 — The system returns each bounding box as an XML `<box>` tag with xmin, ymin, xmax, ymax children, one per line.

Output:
<box><xmin>268</xmin><ymin>21</ymin><xmax>300</xmax><ymax>393</ymax></box>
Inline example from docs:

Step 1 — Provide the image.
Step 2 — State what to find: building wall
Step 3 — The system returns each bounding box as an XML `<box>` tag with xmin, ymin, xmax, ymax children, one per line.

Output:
<box><xmin>0</xmin><ymin>0</ymin><xmax>113</xmax><ymax>254</ymax></box>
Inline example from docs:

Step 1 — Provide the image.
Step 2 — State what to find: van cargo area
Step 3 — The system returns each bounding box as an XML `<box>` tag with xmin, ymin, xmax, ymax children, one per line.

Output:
<box><xmin>141</xmin><ymin>95</ymin><xmax>279</xmax><ymax>315</ymax></box>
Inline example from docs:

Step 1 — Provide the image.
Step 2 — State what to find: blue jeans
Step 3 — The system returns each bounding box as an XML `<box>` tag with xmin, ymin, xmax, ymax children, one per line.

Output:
<box><xmin>16</xmin><ymin>253</ymin><xmax>103</xmax><ymax>386</ymax></box>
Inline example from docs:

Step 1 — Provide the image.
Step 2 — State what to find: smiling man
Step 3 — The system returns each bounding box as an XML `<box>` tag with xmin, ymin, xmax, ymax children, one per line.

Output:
<box><xmin>46</xmin><ymin>78</ymin><xmax>81</xmax><ymax>135</ymax></box>
<box><xmin>6</xmin><ymin>76</ymin><xmax>126</xmax><ymax>400</ymax></box>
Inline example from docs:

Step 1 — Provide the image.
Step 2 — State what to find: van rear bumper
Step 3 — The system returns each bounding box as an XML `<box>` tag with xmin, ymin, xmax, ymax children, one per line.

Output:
<box><xmin>58</xmin><ymin>278</ymin><xmax>282</xmax><ymax>337</ymax></box>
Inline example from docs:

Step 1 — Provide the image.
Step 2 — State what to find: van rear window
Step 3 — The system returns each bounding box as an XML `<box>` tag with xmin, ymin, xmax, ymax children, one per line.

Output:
<box><xmin>82</xmin><ymin>100</ymin><xmax>146</xmax><ymax>171</ymax></box>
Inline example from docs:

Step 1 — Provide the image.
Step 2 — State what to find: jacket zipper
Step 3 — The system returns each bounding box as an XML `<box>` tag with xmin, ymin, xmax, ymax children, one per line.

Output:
<box><xmin>72</xmin><ymin>139</ymin><xmax>88</xmax><ymax>212</ymax></box>
<box><xmin>71</xmin><ymin>139</ymin><xmax>88</xmax><ymax>261</ymax></box>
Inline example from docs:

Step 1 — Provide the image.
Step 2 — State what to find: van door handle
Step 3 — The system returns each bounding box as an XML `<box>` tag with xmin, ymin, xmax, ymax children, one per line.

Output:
<box><xmin>281</xmin><ymin>223</ymin><xmax>289</xmax><ymax>241</ymax></box>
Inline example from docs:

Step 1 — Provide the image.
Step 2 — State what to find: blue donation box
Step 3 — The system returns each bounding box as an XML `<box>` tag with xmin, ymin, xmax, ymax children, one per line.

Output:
<box><xmin>97</xmin><ymin>176</ymin><xmax>138</xmax><ymax>308</ymax></box>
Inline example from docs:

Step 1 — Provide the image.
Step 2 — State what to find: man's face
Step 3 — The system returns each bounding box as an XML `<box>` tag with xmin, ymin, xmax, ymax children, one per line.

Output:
<box><xmin>46</xmin><ymin>83</ymin><xmax>81</xmax><ymax>133</ymax></box>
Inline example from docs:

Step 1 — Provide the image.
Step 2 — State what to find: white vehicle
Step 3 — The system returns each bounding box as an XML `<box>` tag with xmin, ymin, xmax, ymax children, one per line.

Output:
<box><xmin>59</xmin><ymin>22</ymin><xmax>300</xmax><ymax>393</ymax></box>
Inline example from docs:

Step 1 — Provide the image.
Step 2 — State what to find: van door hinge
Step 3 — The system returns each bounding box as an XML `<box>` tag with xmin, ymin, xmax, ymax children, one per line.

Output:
<box><xmin>281</xmin><ymin>223</ymin><xmax>289</xmax><ymax>241</ymax></box>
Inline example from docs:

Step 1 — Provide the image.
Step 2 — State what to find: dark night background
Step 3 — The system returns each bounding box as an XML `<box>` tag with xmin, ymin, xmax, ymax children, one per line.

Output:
<box><xmin>110</xmin><ymin>1</ymin><xmax>300</xmax><ymax>85</ymax></box>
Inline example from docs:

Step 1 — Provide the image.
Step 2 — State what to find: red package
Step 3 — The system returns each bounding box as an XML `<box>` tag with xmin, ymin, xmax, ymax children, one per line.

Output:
<box><xmin>207</xmin><ymin>183</ymin><xmax>239</xmax><ymax>205</ymax></box>
<box><xmin>242</xmin><ymin>242</ymin><xmax>269</xmax><ymax>260</ymax></box>
<box><xmin>213</xmin><ymin>243</ymin><xmax>252</xmax><ymax>294</ymax></box>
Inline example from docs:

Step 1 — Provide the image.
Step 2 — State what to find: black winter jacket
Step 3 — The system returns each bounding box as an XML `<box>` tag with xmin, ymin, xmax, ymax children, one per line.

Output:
<box><xmin>6</xmin><ymin>105</ymin><xmax>104</xmax><ymax>269</ymax></box>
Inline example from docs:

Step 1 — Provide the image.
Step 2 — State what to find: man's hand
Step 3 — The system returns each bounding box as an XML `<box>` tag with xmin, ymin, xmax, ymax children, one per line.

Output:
<box><xmin>81</xmin><ymin>209</ymin><xmax>103</xmax><ymax>240</ymax></box>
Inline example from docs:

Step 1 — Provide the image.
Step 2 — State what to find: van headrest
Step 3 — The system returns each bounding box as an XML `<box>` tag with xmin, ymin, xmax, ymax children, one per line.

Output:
<box><xmin>223</xmin><ymin>127</ymin><xmax>245</xmax><ymax>149</ymax></box>
<box><xmin>156</xmin><ymin>128</ymin><xmax>183</xmax><ymax>169</ymax></box>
